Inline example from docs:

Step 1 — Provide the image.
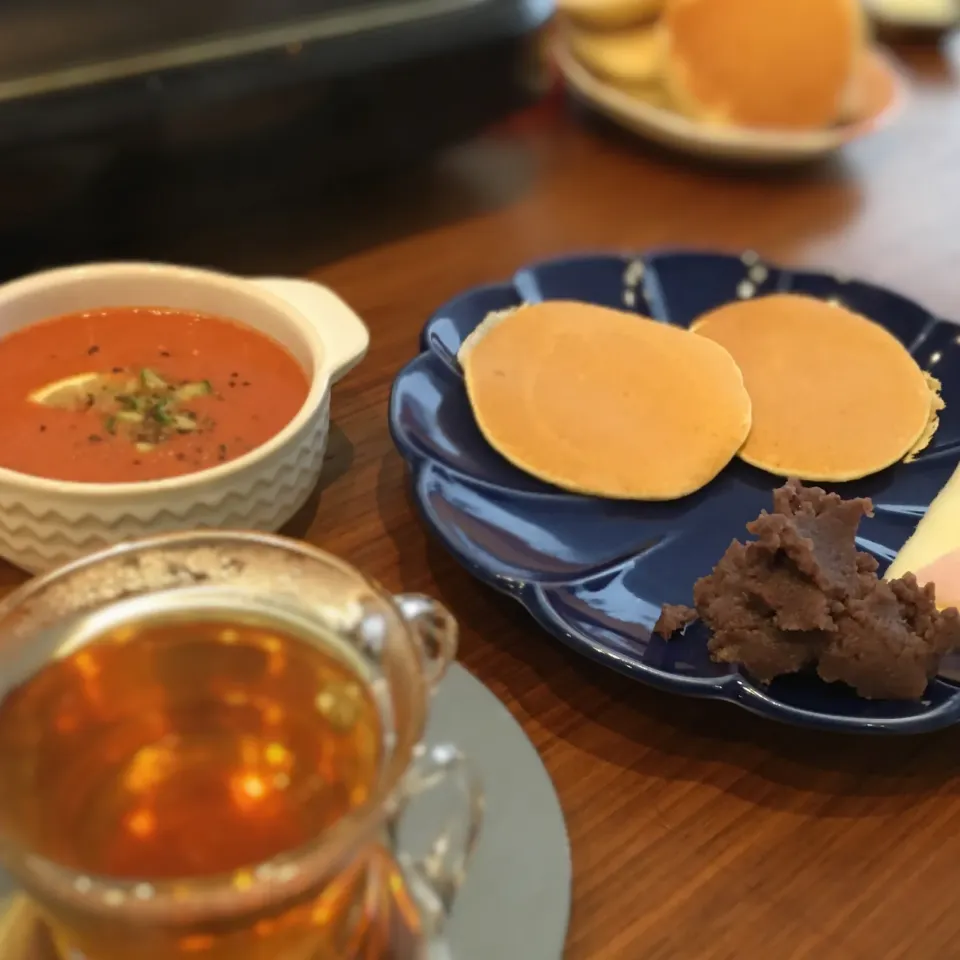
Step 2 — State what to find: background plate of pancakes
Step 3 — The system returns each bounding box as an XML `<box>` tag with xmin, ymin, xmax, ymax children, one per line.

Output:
<box><xmin>389</xmin><ymin>250</ymin><xmax>960</xmax><ymax>734</ymax></box>
<box><xmin>554</xmin><ymin>0</ymin><xmax>908</xmax><ymax>164</ymax></box>
<box><xmin>865</xmin><ymin>0</ymin><xmax>960</xmax><ymax>33</ymax></box>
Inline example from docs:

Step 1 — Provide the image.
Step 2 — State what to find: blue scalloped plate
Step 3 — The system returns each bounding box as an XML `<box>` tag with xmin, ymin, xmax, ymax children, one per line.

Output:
<box><xmin>389</xmin><ymin>251</ymin><xmax>960</xmax><ymax>733</ymax></box>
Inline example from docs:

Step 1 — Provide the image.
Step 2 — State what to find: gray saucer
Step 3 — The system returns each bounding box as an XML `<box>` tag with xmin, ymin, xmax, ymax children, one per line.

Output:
<box><xmin>424</xmin><ymin>664</ymin><xmax>571</xmax><ymax>960</ymax></box>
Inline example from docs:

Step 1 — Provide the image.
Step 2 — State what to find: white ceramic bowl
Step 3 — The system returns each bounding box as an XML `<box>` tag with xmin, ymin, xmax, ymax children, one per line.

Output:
<box><xmin>0</xmin><ymin>263</ymin><xmax>369</xmax><ymax>574</ymax></box>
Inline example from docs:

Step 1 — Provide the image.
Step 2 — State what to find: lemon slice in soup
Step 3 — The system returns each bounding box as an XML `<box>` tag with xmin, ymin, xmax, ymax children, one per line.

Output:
<box><xmin>28</xmin><ymin>372</ymin><xmax>110</xmax><ymax>408</ymax></box>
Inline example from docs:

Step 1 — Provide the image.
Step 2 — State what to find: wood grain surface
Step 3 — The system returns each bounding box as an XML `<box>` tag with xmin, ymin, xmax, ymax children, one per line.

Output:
<box><xmin>3</xmin><ymin>35</ymin><xmax>960</xmax><ymax>960</ymax></box>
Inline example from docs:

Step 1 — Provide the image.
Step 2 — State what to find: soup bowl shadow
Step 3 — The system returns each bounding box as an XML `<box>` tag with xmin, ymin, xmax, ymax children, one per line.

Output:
<box><xmin>0</xmin><ymin>263</ymin><xmax>368</xmax><ymax>574</ymax></box>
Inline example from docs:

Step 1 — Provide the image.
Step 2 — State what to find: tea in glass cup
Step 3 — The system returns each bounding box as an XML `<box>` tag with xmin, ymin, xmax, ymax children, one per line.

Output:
<box><xmin>0</xmin><ymin>532</ymin><xmax>482</xmax><ymax>960</ymax></box>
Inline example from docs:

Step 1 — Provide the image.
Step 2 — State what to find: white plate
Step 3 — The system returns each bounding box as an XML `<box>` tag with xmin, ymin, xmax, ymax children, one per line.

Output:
<box><xmin>554</xmin><ymin>38</ymin><xmax>908</xmax><ymax>164</ymax></box>
<box><xmin>865</xmin><ymin>0</ymin><xmax>960</xmax><ymax>30</ymax></box>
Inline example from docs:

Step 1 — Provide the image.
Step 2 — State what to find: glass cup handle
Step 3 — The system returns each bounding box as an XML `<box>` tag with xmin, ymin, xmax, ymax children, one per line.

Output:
<box><xmin>394</xmin><ymin>594</ymin><xmax>458</xmax><ymax>688</ymax></box>
<box><xmin>396</xmin><ymin>742</ymin><xmax>485</xmax><ymax>940</ymax></box>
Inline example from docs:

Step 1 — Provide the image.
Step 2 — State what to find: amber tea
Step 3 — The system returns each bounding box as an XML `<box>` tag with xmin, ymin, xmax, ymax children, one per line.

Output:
<box><xmin>0</xmin><ymin>602</ymin><xmax>424</xmax><ymax>960</ymax></box>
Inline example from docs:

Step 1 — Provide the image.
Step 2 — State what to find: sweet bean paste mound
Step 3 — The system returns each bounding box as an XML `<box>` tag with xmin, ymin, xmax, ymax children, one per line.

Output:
<box><xmin>653</xmin><ymin>479</ymin><xmax>960</xmax><ymax>700</ymax></box>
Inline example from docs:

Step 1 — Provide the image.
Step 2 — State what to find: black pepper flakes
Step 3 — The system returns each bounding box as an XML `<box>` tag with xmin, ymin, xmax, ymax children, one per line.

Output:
<box><xmin>217</xmin><ymin>443</ymin><xmax>228</xmax><ymax>462</ymax></box>
<box><xmin>87</xmin><ymin>345</ymin><xmax>100</xmax><ymax>355</ymax></box>
<box><xmin>241</xmin><ymin>381</ymin><xmax>251</xmax><ymax>387</ymax></box>
<box><xmin>39</xmin><ymin>425</ymin><xmax>46</xmax><ymax>433</ymax></box>
<box><xmin>159</xmin><ymin>350</ymin><xmax>170</xmax><ymax>358</ymax></box>
<box><xmin>88</xmin><ymin>434</ymin><xmax>102</xmax><ymax>443</ymax></box>
<box><xmin>112</xmin><ymin>366</ymin><xmax>123</xmax><ymax>374</ymax></box>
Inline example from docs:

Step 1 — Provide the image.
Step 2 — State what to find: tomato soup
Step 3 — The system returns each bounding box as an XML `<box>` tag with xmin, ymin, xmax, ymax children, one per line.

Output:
<box><xmin>0</xmin><ymin>307</ymin><xmax>311</xmax><ymax>483</ymax></box>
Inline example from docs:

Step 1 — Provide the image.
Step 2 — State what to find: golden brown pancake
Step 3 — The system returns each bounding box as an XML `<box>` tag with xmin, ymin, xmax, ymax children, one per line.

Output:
<box><xmin>837</xmin><ymin>51</ymin><xmax>870</xmax><ymax>124</ymax></box>
<box><xmin>558</xmin><ymin>0</ymin><xmax>665</xmax><ymax>29</ymax></box>
<box><xmin>662</xmin><ymin>0</ymin><xmax>866</xmax><ymax>130</ymax></box>
<box><xmin>691</xmin><ymin>294</ymin><xmax>942</xmax><ymax>481</ymax></box>
<box><xmin>566</xmin><ymin>22</ymin><xmax>665</xmax><ymax>85</ymax></box>
<box><xmin>459</xmin><ymin>301</ymin><xmax>752</xmax><ymax>501</ymax></box>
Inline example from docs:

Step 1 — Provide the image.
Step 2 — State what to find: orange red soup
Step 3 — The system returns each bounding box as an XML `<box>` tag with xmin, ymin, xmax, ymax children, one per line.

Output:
<box><xmin>0</xmin><ymin>307</ymin><xmax>310</xmax><ymax>483</ymax></box>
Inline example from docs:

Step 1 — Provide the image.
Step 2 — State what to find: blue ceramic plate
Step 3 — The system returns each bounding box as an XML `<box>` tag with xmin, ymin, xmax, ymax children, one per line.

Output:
<box><xmin>389</xmin><ymin>251</ymin><xmax>960</xmax><ymax>733</ymax></box>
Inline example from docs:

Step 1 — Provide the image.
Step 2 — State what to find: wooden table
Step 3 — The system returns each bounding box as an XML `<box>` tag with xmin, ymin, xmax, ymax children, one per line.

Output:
<box><xmin>5</xmin><ymin>36</ymin><xmax>960</xmax><ymax>960</ymax></box>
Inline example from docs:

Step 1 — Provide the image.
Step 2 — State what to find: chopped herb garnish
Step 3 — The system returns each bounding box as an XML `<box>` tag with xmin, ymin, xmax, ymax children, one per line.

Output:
<box><xmin>173</xmin><ymin>413</ymin><xmax>198</xmax><ymax>433</ymax></box>
<box><xmin>140</xmin><ymin>368</ymin><xmax>168</xmax><ymax>391</ymax></box>
<box><xmin>42</xmin><ymin>365</ymin><xmax>221</xmax><ymax>454</ymax></box>
<box><xmin>149</xmin><ymin>402</ymin><xmax>173</xmax><ymax>426</ymax></box>
<box><xmin>175</xmin><ymin>381</ymin><xmax>213</xmax><ymax>402</ymax></box>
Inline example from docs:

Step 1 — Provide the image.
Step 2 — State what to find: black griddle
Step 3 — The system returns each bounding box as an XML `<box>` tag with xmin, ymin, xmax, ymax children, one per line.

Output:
<box><xmin>0</xmin><ymin>0</ymin><xmax>552</xmax><ymax>276</ymax></box>
<box><xmin>0</xmin><ymin>0</ymin><xmax>552</xmax><ymax>145</ymax></box>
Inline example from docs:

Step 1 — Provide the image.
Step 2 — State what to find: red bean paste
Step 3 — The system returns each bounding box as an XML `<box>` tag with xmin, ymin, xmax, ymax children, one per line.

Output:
<box><xmin>656</xmin><ymin>479</ymin><xmax>960</xmax><ymax>700</ymax></box>
<box><xmin>653</xmin><ymin>604</ymin><xmax>698</xmax><ymax>638</ymax></box>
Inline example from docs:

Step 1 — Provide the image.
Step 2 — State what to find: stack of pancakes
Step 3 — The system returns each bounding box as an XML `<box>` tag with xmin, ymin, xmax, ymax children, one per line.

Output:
<box><xmin>557</xmin><ymin>0</ymin><xmax>871</xmax><ymax>130</ymax></box>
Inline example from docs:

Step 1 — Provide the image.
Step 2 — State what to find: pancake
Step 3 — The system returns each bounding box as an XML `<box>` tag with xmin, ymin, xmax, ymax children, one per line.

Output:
<box><xmin>566</xmin><ymin>22</ymin><xmax>665</xmax><ymax>85</ymax></box>
<box><xmin>885</xmin><ymin>463</ymin><xmax>960</xmax><ymax>608</ymax></box>
<box><xmin>662</xmin><ymin>0</ymin><xmax>866</xmax><ymax>130</ymax></box>
<box><xmin>459</xmin><ymin>301</ymin><xmax>752</xmax><ymax>501</ymax></box>
<box><xmin>620</xmin><ymin>80</ymin><xmax>675</xmax><ymax>112</ymax></box>
<box><xmin>557</xmin><ymin>0</ymin><xmax>665</xmax><ymax>29</ymax></box>
<box><xmin>837</xmin><ymin>52</ymin><xmax>868</xmax><ymax>124</ymax></box>
<box><xmin>691</xmin><ymin>294</ymin><xmax>942</xmax><ymax>481</ymax></box>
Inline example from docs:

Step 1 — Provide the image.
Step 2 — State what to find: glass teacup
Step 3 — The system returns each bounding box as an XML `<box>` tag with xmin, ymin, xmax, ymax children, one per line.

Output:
<box><xmin>0</xmin><ymin>532</ymin><xmax>482</xmax><ymax>959</ymax></box>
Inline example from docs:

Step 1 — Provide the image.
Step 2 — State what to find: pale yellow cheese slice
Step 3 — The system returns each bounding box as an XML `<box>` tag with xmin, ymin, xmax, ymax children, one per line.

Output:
<box><xmin>886</xmin><ymin>462</ymin><xmax>960</xmax><ymax>608</ymax></box>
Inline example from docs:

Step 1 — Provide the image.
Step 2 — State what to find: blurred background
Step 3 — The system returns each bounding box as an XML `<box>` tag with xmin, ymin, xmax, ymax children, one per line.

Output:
<box><xmin>0</xmin><ymin>0</ymin><xmax>954</xmax><ymax>284</ymax></box>
<box><xmin>0</xmin><ymin>0</ymin><xmax>552</xmax><ymax>279</ymax></box>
